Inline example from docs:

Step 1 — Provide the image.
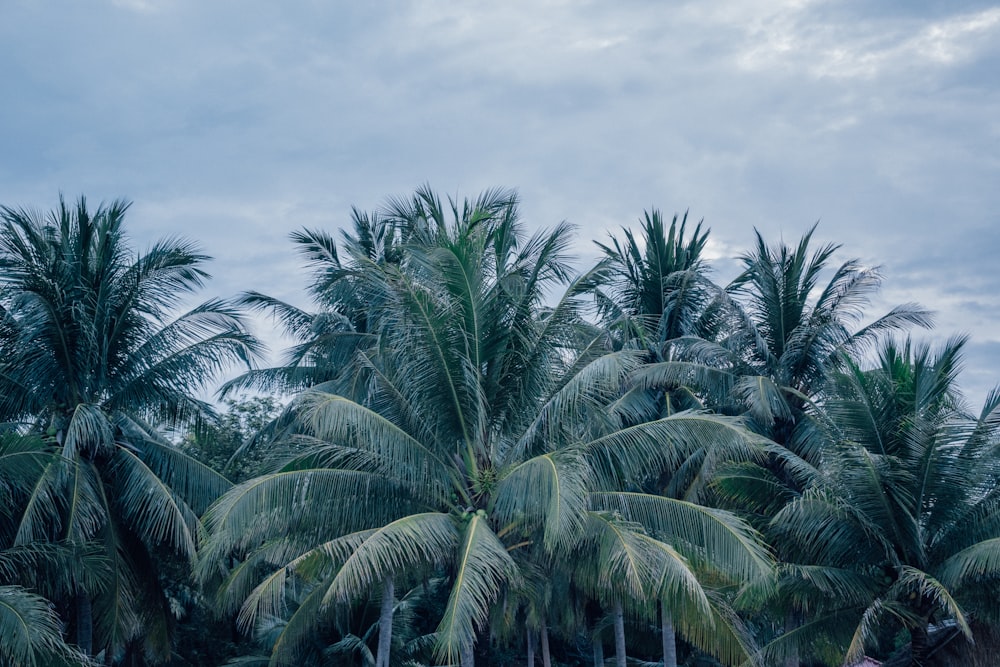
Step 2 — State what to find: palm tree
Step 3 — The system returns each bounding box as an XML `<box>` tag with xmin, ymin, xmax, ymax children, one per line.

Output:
<box><xmin>221</xmin><ymin>201</ymin><xmax>415</xmax><ymax>398</ymax></box>
<box><xmin>631</xmin><ymin>224</ymin><xmax>932</xmax><ymax>665</ymax></box>
<box><xmin>199</xmin><ymin>187</ymin><xmax>771</xmax><ymax>667</ymax></box>
<box><xmin>593</xmin><ymin>210</ymin><xmax>755</xmax><ymax>667</ymax></box>
<box><xmin>765</xmin><ymin>336</ymin><xmax>1000</xmax><ymax>666</ymax></box>
<box><xmin>648</xmin><ymin>224</ymin><xmax>931</xmax><ymax>446</ymax></box>
<box><xmin>0</xmin><ymin>432</ymin><xmax>101</xmax><ymax>667</ymax></box>
<box><xmin>0</xmin><ymin>195</ymin><xmax>261</xmax><ymax>660</ymax></box>
<box><xmin>594</xmin><ymin>209</ymin><xmax>720</xmax><ymax>353</ymax></box>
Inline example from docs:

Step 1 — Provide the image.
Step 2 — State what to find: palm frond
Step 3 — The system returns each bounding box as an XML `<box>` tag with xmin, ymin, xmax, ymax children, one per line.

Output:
<box><xmin>435</xmin><ymin>515</ymin><xmax>519</xmax><ymax>663</ymax></box>
<box><xmin>0</xmin><ymin>585</ymin><xmax>89</xmax><ymax>667</ymax></box>
<box><xmin>492</xmin><ymin>448</ymin><xmax>589</xmax><ymax>551</ymax></box>
<box><xmin>588</xmin><ymin>492</ymin><xmax>772</xmax><ymax>581</ymax></box>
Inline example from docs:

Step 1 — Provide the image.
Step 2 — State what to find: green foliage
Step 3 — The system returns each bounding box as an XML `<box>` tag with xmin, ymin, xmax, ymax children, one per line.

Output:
<box><xmin>3</xmin><ymin>189</ymin><xmax>999</xmax><ymax>667</ymax></box>
<box><xmin>180</xmin><ymin>396</ymin><xmax>283</xmax><ymax>482</ymax></box>
<box><xmin>0</xmin><ymin>195</ymin><xmax>261</xmax><ymax>661</ymax></box>
<box><xmin>201</xmin><ymin>188</ymin><xmax>770</xmax><ymax>667</ymax></box>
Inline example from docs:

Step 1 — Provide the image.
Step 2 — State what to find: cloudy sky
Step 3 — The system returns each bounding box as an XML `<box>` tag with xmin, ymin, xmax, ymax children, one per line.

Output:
<box><xmin>2</xmin><ymin>0</ymin><xmax>998</xmax><ymax>404</ymax></box>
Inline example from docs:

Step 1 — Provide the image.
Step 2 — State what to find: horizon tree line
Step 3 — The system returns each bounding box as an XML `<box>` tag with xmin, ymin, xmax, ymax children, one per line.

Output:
<box><xmin>0</xmin><ymin>189</ymin><xmax>998</xmax><ymax>667</ymax></box>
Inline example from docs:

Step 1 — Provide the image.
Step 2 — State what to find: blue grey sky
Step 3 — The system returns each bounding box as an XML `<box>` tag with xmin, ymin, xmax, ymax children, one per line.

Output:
<box><xmin>2</xmin><ymin>1</ymin><xmax>998</xmax><ymax>405</ymax></box>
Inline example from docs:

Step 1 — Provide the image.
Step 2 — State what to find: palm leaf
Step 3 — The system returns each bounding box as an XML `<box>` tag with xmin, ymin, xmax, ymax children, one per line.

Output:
<box><xmin>435</xmin><ymin>515</ymin><xmax>519</xmax><ymax>662</ymax></box>
<box><xmin>0</xmin><ymin>585</ymin><xmax>89</xmax><ymax>667</ymax></box>
<box><xmin>588</xmin><ymin>492</ymin><xmax>772</xmax><ymax>581</ymax></box>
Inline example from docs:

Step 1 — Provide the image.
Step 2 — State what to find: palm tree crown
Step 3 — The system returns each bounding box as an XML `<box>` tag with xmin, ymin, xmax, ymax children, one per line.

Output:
<box><xmin>0</xmin><ymin>195</ymin><xmax>261</xmax><ymax>660</ymax></box>
<box><xmin>766</xmin><ymin>336</ymin><xmax>1000</xmax><ymax>665</ymax></box>
<box><xmin>200</xmin><ymin>188</ymin><xmax>771</xmax><ymax>666</ymax></box>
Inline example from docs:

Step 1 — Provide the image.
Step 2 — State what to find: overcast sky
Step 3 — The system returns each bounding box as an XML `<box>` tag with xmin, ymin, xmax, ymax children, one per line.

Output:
<box><xmin>2</xmin><ymin>0</ymin><xmax>998</xmax><ymax>405</ymax></box>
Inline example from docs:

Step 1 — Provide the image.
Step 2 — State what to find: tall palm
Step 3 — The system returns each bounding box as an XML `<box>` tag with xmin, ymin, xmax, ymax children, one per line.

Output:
<box><xmin>633</xmin><ymin>225</ymin><xmax>932</xmax><ymax>665</ymax></box>
<box><xmin>594</xmin><ymin>211</ymin><xmax>755</xmax><ymax>667</ymax></box>
<box><xmin>0</xmin><ymin>196</ymin><xmax>261</xmax><ymax>660</ymax></box>
<box><xmin>635</xmin><ymin>224</ymin><xmax>933</xmax><ymax>519</ymax></box>
<box><xmin>594</xmin><ymin>209</ymin><xmax>720</xmax><ymax>353</ymax></box>
<box><xmin>222</xmin><ymin>204</ymin><xmax>408</xmax><ymax>397</ymax></box>
<box><xmin>199</xmin><ymin>188</ymin><xmax>771</xmax><ymax>667</ymax></box>
<box><xmin>0</xmin><ymin>432</ymin><xmax>101</xmax><ymax>667</ymax></box>
<box><xmin>766</xmin><ymin>336</ymin><xmax>1000</xmax><ymax>666</ymax></box>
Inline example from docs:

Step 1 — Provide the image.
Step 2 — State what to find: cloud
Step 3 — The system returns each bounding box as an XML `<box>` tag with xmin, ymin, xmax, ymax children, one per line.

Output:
<box><xmin>729</xmin><ymin>4</ymin><xmax>1000</xmax><ymax>80</ymax></box>
<box><xmin>1</xmin><ymin>0</ymin><xmax>998</xmax><ymax>396</ymax></box>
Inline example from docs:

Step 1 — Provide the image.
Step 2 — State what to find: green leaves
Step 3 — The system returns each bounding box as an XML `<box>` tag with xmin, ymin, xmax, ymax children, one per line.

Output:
<box><xmin>0</xmin><ymin>195</ymin><xmax>263</xmax><ymax>659</ymax></box>
<box><xmin>196</xmin><ymin>189</ymin><xmax>781</xmax><ymax>666</ymax></box>
<box><xmin>492</xmin><ymin>449</ymin><xmax>589</xmax><ymax>551</ymax></box>
<box><xmin>435</xmin><ymin>515</ymin><xmax>518</xmax><ymax>663</ymax></box>
<box><xmin>0</xmin><ymin>586</ymin><xmax>89</xmax><ymax>667</ymax></box>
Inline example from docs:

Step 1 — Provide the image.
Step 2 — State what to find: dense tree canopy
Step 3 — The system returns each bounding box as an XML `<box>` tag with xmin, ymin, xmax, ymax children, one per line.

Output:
<box><xmin>0</xmin><ymin>196</ymin><xmax>261</xmax><ymax>662</ymax></box>
<box><xmin>0</xmin><ymin>189</ymin><xmax>997</xmax><ymax>667</ymax></box>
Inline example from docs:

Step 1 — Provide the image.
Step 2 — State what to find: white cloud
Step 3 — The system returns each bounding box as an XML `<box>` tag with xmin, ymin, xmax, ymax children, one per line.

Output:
<box><xmin>733</xmin><ymin>5</ymin><xmax>1000</xmax><ymax>80</ymax></box>
<box><xmin>110</xmin><ymin>0</ymin><xmax>167</xmax><ymax>13</ymax></box>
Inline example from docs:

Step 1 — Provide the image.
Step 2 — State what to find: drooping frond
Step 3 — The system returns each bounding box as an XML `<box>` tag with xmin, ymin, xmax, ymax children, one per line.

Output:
<box><xmin>295</xmin><ymin>391</ymin><xmax>454</xmax><ymax>499</ymax></box>
<box><xmin>588</xmin><ymin>492</ymin><xmax>772</xmax><ymax>581</ymax></box>
<box><xmin>0</xmin><ymin>585</ymin><xmax>89</xmax><ymax>667</ymax></box>
<box><xmin>123</xmin><ymin>430</ymin><xmax>232</xmax><ymax>515</ymax></box>
<box><xmin>584</xmin><ymin>412</ymin><xmax>763</xmax><ymax>488</ymax></box>
<box><xmin>199</xmin><ymin>469</ymin><xmax>413</xmax><ymax>575</ymax></box>
<box><xmin>110</xmin><ymin>447</ymin><xmax>199</xmax><ymax>559</ymax></box>
<box><xmin>575</xmin><ymin>511</ymin><xmax>660</xmax><ymax>602</ymax></box>
<box><xmin>491</xmin><ymin>448</ymin><xmax>590</xmax><ymax>551</ymax></box>
<box><xmin>322</xmin><ymin>512</ymin><xmax>457</xmax><ymax>605</ymax></box>
<box><xmin>435</xmin><ymin>515</ymin><xmax>519</xmax><ymax>663</ymax></box>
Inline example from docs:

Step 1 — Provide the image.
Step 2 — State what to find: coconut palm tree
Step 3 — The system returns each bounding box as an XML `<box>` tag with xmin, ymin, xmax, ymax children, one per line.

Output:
<box><xmin>0</xmin><ymin>195</ymin><xmax>261</xmax><ymax>661</ymax></box>
<box><xmin>594</xmin><ymin>209</ymin><xmax>721</xmax><ymax>354</ymax></box>
<box><xmin>0</xmin><ymin>432</ymin><xmax>104</xmax><ymax>667</ymax></box>
<box><xmin>630</xmin><ymin>225</ymin><xmax>932</xmax><ymax>665</ymax></box>
<box><xmin>644</xmin><ymin>224</ymin><xmax>931</xmax><ymax>448</ymax></box>
<box><xmin>593</xmin><ymin>210</ymin><xmax>756</xmax><ymax>667</ymax></box>
<box><xmin>221</xmin><ymin>204</ymin><xmax>407</xmax><ymax>398</ymax></box>
<box><xmin>199</xmin><ymin>187</ymin><xmax>771</xmax><ymax>667</ymax></box>
<box><xmin>765</xmin><ymin>336</ymin><xmax>1000</xmax><ymax>666</ymax></box>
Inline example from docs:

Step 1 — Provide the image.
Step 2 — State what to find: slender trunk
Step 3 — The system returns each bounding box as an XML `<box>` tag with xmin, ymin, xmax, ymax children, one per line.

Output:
<box><xmin>613</xmin><ymin>600</ymin><xmax>627</xmax><ymax>667</ymax></box>
<box><xmin>526</xmin><ymin>626</ymin><xmax>536</xmax><ymax>667</ymax></box>
<box><xmin>540</xmin><ymin>618</ymin><xmax>551</xmax><ymax>667</ymax></box>
<box><xmin>375</xmin><ymin>577</ymin><xmax>394</xmax><ymax>667</ymax></box>
<box><xmin>460</xmin><ymin>641</ymin><xmax>475</xmax><ymax>667</ymax></box>
<box><xmin>783</xmin><ymin>609</ymin><xmax>799</xmax><ymax>667</ymax></box>
<box><xmin>910</xmin><ymin>623</ymin><xmax>930</xmax><ymax>667</ymax></box>
<box><xmin>661</xmin><ymin>601</ymin><xmax>677</xmax><ymax>667</ymax></box>
<box><xmin>76</xmin><ymin>591</ymin><xmax>93</xmax><ymax>656</ymax></box>
<box><xmin>592</xmin><ymin>632</ymin><xmax>605</xmax><ymax>667</ymax></box>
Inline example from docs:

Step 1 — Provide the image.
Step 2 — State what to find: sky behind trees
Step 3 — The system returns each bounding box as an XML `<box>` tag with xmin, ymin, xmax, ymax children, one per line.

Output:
<box><xmin>2</xmin><ymin>0</ymin><xmax>998</xmax><ymax>403</ymax></box>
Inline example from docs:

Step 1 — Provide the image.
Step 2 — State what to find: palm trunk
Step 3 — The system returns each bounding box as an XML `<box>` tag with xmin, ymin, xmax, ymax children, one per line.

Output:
<box><xmin>76</xmin><ymin>591</ymin><xmax>93</xmax><ymax>656</ymax></box>
<box><xmin>526</xmin><ymin>626</ymin><xmax>536</xmax><ymax>667</ymax></box>
<box><xmin>661</xmin><ymin>601</ymin><xmax>676</xmax><ymax>667</ymax></box>
<box><xmin>460</xmin><ymin>641</ymin><xmax>475</xmax><ymax>667</ymax></box>
<box><xmin>592</xmin><ymin>632</ymin><xmax>605</xmax><ymax>667</ymax></box>
<box><xmin>375</xmin><ymin>577</ymin><xmax>394</xmax><ymax>667</ymax></box>
<box><xmin>613</xmin><ymin>600</ymin><xmax>627</xmax><ymax>667</ymax></box>
<box><xmin>910</xmin><ymin>623</ymin><xmax>930</xmax><ymax>667</ymax></box>
<box><xmin>540</xmin><ymin>618</ymin><xmax>551</xmax><ymax>667</ymax></box>
<box><xmin>783</xmin><ymin>609</ymin><xmax>799</xmax><ymax>667</ymax></box>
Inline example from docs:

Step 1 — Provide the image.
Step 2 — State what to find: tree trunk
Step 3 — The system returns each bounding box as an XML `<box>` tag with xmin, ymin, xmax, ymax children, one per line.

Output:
<box><xmin>613</xmin><ymin>600</ymin><xmax>627</xmax><ymax>667</ymax></box>
<box><xmin>783</xmin><ymin>609</ymin><xmax>799</xmax><ymax>667</ymax></box>
<box><xmin>661</xmin><ymin>601</ymin><xmax>677</xmax><ymax>667</ymax></box>
<box><xmin>526</xmin><ymin>626</ymin><xmax>536</xmax><ymax>667</ymax></box>
<box><xmin>460</xmin><ymin>641</ymin><xmax>475</xmax><ymax>667</ymax></box>
<box><xmin>375</xmin><ymin>577</ymin><xmax>394</xmax><ymax>667</ymax></box>
<box><xmin>911</xmin><ymin>623</ymin><xmax>930</xmax><ymax>667</ymax></box>
<box><xmin>540</xmin><ymin>618</ymin><xmax>551</xmax><ymax>667</ymax></box>
<box><xmin>76</xmin><ymin>591</ymin><xmax>93</xmax><ymax>656</ymax></box>
<box><xmin>593</xmin><ymin>632</ymin><xmax>605</xmax><ymax>667</ymax></box>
